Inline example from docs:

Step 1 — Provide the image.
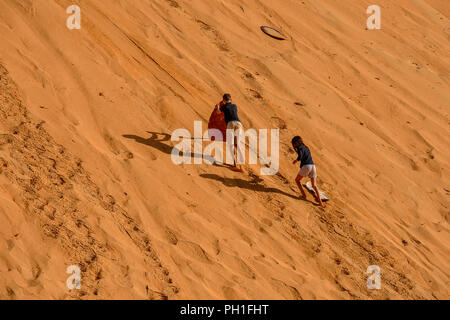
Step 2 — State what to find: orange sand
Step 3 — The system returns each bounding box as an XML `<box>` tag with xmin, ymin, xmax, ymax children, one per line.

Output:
<box><xmin>0</xmin><ymin>0</ymin><xmax>449</xmax><ymax>299</ymax></box>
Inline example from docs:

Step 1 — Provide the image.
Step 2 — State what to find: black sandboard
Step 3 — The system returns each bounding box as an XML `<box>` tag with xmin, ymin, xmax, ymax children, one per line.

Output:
<box><xmin>260</xmin><ymin>26</ymin><xmax>287</xmax><ymax>40</ymax></box>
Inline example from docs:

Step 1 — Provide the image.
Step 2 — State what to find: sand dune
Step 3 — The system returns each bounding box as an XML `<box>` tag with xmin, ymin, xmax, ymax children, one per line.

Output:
<box><xmin>0</xmin><ymin>0</ymin><xmax>449</xmax><ymax>299</ymax></box>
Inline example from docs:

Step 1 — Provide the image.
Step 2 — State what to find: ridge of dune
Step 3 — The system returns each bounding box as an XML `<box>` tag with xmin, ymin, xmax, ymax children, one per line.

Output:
<box><xmin>0</xmin><ymin>0</ymin><xmax>449</xmax><ymax>299</ymax></box>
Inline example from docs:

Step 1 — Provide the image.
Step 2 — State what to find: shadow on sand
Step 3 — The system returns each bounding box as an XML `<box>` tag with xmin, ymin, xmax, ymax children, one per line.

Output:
<box><xmin>123</xmin><ymin>132</ymin><xmax>312</xmax><ymax>203</ymax></box>
<box><xmin>123</xmin><ymin>131</ymin><xmax>212</xmax><ymax>161</ymax></box>
<box><xmin>199</xmin><ymin>173</ymin><xmax>300</xmax><ymax>200</ymax></box>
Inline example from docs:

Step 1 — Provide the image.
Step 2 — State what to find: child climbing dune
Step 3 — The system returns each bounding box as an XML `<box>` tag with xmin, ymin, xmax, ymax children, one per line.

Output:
<box><xmin>215</xmin><ymin>93</ymin><xmax>244</xmax><ymax>172</ymax></box>
<box><xmin>291</xmin><ymin>136</ymin><xmax>325</xmax><ymax>207</ymax></box>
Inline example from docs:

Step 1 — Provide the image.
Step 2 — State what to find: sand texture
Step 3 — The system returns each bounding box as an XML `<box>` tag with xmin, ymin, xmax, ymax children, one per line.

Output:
<box><xmin>0</xmin><ymin>0</ymin><xmax>449</xmax><ymax>299</ymax></box>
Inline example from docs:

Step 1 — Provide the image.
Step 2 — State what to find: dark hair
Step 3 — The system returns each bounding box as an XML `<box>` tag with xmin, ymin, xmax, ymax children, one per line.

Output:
<box><xmin>291</xmin><ymin>135</ymin><xmax>304</xmax><ymax>148</ymax></box>
<box><xmin>223</xmin><ymin>93</ymin><xmax>231</xmax><ymax>101</ymax></box>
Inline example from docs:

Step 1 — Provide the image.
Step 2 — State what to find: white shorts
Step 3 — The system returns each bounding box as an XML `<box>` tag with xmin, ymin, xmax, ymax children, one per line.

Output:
<box><xmin>298</xmin><ymin>164</ymin><xmax>317</xmax><ymax>178</ymax></box>
<box><xmin>226</xmin><ymin>121</ymin><xmax>243</xmax><ymax>144</ymax></box>
<box><xmin>226</xmin><ymin>121</ymin><xmax>243</xmax><ymax>131</ymax></box>
<box><xmin>226</xmin><ymin>121</ymin><xmax>244</xmax><ymax>164</ymax></box>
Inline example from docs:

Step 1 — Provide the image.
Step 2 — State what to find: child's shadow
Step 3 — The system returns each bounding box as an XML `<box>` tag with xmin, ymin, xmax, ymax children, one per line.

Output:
<box><xmin>123</xmin><ymin>132</ymin><xmax>172</xmax><ymax>154</ymax></box>
<box><xmin>199</xmin><ymin>173</ymin><xmax>300</xmax><ymax>200</ymax></box>
<box><xmin>122</xmin><ymin>131</ymin><xmax>213</xmax><ymax>162</ymax></box>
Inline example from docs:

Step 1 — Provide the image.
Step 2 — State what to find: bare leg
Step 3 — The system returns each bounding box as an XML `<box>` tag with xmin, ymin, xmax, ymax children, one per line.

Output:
<box><xmin>311</xmin><ymin>178</ymin><xmax>324</xmax><ymax>207</ymax></box>
<box><xmin>295</xmin><ymin>175</ymin><xmax>307</xmax><ymax>199</ymax></box>
<box><xmin>233</xmin><ymin>144</ymin><xmax>242</xmax><ymax>171</ymax></box>
<box><xmin>226</xmin><ymin>136</ymin><xmax>237</xmax><ymax>167</ymax></box>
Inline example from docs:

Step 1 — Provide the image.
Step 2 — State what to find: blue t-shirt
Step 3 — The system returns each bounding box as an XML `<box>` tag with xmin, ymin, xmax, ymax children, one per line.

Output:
<box><xmin>220</xmin><ymin>103</ymin><xmax>240</xmax><ymax>124</ymax></box>
<box><xmin>296</xmin><ymin>144</ymin><xmax>314</xmax><ymax>167</ymax></box>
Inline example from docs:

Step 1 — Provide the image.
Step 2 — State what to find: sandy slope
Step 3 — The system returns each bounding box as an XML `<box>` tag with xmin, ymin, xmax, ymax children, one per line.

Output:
<box><xmin>0</xmin><ymin>0</ymin><xmax>449</xmax><ymax>299</ymax></box>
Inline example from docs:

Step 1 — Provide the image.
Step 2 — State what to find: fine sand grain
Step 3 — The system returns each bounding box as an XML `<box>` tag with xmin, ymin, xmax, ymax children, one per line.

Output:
<box><xmin>0</xmin><ymin>0</ymin><xmax>448</xmax><ymax>299</ymax></box>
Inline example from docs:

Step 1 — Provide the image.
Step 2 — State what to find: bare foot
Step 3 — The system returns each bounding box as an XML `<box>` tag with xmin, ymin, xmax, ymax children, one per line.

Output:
<box><xmin>232</xmin><ymin>165</ymin><xmax>243</xmax><ymax>172</ymax></box>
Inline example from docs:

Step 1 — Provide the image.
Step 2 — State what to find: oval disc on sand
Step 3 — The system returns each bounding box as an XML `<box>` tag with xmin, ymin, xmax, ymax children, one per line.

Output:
<box><xmin>260</xmin><ymin>26</ymin><xmax>287</xmax><ymax>40</ymax></box>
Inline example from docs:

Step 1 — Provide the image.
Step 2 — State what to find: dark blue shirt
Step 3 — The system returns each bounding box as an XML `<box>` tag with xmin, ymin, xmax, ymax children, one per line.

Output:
<box><xmin>220</xmin><ymin>103</ymin><xmax>240</xmax><ymax>124</ymax></box>
<box><xmin>296</xmin><ymin>144</ymin><xmax>314</xmax><ymax>167</ymax></box>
